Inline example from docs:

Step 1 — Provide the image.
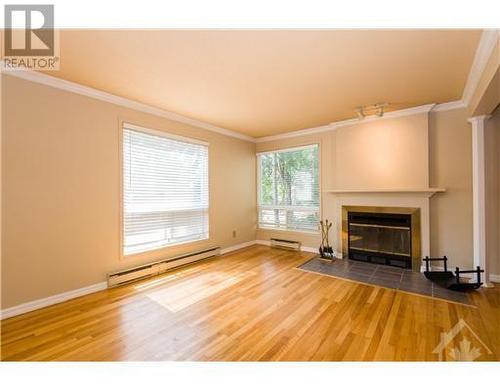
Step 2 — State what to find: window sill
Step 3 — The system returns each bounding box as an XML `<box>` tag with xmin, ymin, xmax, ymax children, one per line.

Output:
<box><xmin>121</xmin><ymin>237</ymin><xmax>210</xmax><ymax>262</ymax></box>
<box><xmin>257</xmin><ymin>227</ymin><xmax>320</xmax><ymax>235</ymax></box>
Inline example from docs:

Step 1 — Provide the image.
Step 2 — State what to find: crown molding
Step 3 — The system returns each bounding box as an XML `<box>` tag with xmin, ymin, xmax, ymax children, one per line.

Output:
<box><xmin>2</xmin><ymin>62</ymin><xmax>478</xmax><ymax>145</ymax></box>
<box><xmin>256</xmin><ymin>104</ymin><xmax>437</xmax><ymax>143</ymax></box>
<box><xmin>255</xmin><ymin>31</ymin><xmax>500</xmax><ymax>144</ymax></box>
<box><xmin>331</xmin><ymin>104</ymin><xmax>436</xmax><ymax>126</ymax></box>
<box><xmin>1</xmin><ymin>66</ymin><xmax>255</xmax><ymax>143</ymax></box>
<box><xmin>462</xmin><ymin>29</ymin><xmax>499</xmax><ymax>106</ymax></box>
<box><xmin>432</xmin><ymin>100</ymin><xmax>467</xmax><ymax>112</ymax></box>
<box><xmin>255</xmin><ymin>124</ymin><xmax>336</xmax><ymax>143</ymax></box>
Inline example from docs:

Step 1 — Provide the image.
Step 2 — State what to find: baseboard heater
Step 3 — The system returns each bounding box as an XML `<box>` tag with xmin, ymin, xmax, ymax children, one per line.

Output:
<box><xmin>108</xmin><ymin>247</ymin><xmax>220</xmax><ymax>288</ymax></box>
<box><xmin>270</xmin><ymin>238</ymin><xmax>301</xmax><ymax>251</ymax></box>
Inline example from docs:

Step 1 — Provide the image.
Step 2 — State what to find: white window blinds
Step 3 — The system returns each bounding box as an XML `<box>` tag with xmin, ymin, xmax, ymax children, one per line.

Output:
<box><xmin>123</xmin><ymin>125</ymin><xmax>209</xmax><ymax>255</ymax></box>
<box><xmin>257</xmin><ymin>145</ymin><xmax>319</xmax><ymax>232</ymax></box>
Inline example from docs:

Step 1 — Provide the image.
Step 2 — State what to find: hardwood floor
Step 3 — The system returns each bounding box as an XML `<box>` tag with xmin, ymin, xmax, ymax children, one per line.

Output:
<box><xmin>1</xmin><ymin>245</ymin><xmax>499</xmax><ymax>361</ymax></box>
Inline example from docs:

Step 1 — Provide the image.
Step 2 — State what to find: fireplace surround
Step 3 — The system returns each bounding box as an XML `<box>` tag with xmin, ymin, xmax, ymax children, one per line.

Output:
<box><xmin>341</xmin><ymin>205</ymin><xmax>421</xmax><ymax>271</ymax></box>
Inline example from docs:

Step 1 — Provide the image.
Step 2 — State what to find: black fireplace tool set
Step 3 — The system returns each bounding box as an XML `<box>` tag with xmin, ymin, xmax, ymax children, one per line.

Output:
<box><xmin>319</xmin><ymin>219</ymin><xmax>335</xmax><ymax>260</ymax></box>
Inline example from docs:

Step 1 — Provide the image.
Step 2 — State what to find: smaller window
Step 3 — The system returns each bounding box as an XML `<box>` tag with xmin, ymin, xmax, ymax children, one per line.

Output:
<box><xmin>257</xmin><ymin>144</ymin><xmax>320</xmax><ymax>232</ymax></box>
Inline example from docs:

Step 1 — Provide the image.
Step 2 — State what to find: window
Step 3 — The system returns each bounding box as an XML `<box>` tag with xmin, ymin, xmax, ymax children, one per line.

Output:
<box><xmin>122</xmin><ymin>124</ymin><xmax>209</xmax><ymax>255</ymax></box>
<box><xmin>257</xmin><ymin>144</ymin><xmax>319</xmax><ymax>232</ymax></box>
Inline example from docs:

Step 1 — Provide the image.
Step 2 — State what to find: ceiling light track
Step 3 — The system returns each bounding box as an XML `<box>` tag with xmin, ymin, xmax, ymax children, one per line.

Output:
<box><xmin>356</xmin><ymin>103</ymin><xmax>389</xmax><ymax>120</ymax></box>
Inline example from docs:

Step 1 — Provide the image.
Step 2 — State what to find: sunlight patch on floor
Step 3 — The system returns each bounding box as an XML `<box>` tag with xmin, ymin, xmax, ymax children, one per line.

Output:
<box><xmin>145</xmin><ymin>271</ymin><xmax>248</xmax><ymax>312</ymax></box>
<box><xmin>133</xmin><ymin>274</ymin><xmax>182</xmax><ymax>291</ymax></box>
<box><xmin>133</xmin><ymin>266</ymin><xmax>205</xmax><ymax>291</ymax></box>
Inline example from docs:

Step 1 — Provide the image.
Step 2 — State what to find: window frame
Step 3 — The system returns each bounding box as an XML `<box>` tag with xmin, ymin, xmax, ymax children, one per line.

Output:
<box><xmin>119</xmin><ymin>121</ymin><xmax>210</xmax><ymax>260</ymax></box>
<box><xmin>256</xmin><ymin>143</ymin><xmax>321</xmax><ymax>234</ymax></box>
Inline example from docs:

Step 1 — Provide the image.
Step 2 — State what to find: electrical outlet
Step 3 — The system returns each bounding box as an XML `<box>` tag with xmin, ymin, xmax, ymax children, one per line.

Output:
<box><xmin>232</xmin><ymin>230</ymin><xmax>237</xmax><ymax>238</ymax></box>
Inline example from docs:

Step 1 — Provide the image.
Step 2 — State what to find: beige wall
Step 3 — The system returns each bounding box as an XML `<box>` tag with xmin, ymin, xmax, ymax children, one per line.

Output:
<box><xmin>428</xmin><ymin>109</ymin><xmax>474</xmax><ymax>269</ymax></box>
<box><xmin>335</xmin><ymin>114</ymin><xmax>429</xmax><ymax>189</ymax></box>
<box><xmin>257</xmin><ymin>110</ymin><xmax>474</xmax><ymax>268</ymax></box>
<box><xmin>1</xmin><ymin>75</ymin><xmax>256</xmax><ymax>309</ymax></box>
<box><xmin>1</xmin><ymin>74</ymin><xmax>481</xmax><ymax>309</ymax></box>
<box><xmin>0</xmin><ymin>70</ymin><xmax>3</xmax><ymax>315</ymax></box>
<box><xmin>485</xmin><ymin>107</ymin><xmax>500</xmax><ymax>276</ymax></box>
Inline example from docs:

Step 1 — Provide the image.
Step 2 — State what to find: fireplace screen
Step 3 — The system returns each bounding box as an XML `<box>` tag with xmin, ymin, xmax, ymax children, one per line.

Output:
<box><xmin>349</xmin><ymin>223</ymin><xmax>411</xmax><ymax>256</ymax></box>
<box><xmin>347</xmin><ymin>212</ymin><xmax>412</xmax><ymax>268</ymax></box>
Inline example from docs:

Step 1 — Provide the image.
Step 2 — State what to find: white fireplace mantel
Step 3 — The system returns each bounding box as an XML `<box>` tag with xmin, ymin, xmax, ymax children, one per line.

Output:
<box><xmin>325</xmin><ymin>188</ymin><xmax>446</xmax><ymax>198</ymax></box>
<box><xmin>326</xmin><ymin>190</ymin><xmax>444</xmax><ymax>270</ymax></box>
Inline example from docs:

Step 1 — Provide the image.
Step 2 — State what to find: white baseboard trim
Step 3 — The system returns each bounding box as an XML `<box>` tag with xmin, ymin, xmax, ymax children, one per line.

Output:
<box><xmin>0</xmin><ymin>282</ymin><xmax>107</xmax><ymax>321</ymax></box>
<box><xmin>301</xmin><ymin>245</ymin><xmax>344</xmax><ymax>259</ymax></box>
<box><xmin>2</xmin><ymin>240</ymin><xmax>378</xmax><ymax>320</ymax></box>
<box><xmin>220</xmin><ymin>240</ymin><xmax>257</xmax><ymax>255</ymax></box>
<box><xmin>254</xmin><ymin>240</ymin><xmax>341</xmax><ymax>257</ymax></box>
<box><xmin>489</xmin><ymin>274</ymin><xmax>500</xmax><ymax>283</ymax></box>
<box><xmin>301</xmin><ymin>246</ymin><xmax>319</xmax><ymax>254</ymax></box>
<box><xmin>1</xmin><ymin>242</ymin><xmax>258</xmax><ymax>320</ymax></box>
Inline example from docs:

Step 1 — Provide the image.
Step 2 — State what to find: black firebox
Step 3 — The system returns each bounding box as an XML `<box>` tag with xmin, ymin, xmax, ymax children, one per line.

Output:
<box><xmin>347</xmin><ymin>211</ymin><xmax>412</xmax><ymax>269</ymax></box>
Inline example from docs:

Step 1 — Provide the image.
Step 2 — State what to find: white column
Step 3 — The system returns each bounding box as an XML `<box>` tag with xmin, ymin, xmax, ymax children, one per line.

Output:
<box><xmin>469</xmin><ymin>115</ymin><xmax>492</xmax><ymax>287</ymax></box>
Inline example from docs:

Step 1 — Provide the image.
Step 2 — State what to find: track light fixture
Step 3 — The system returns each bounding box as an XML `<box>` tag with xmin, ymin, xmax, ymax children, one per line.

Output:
<box><xmin>356</xmin><ymin>107</ymin><xmax>365</xmax><ymax>120</ymax></box>
<box><xmin>375</xmin><ymin>102</ymin><xmax>388</xmax><ymax>117</ymax></box>
<box><xmin>355</xmin><ymin>103</ymin><xmax>389</xmax><ymax>120</ymax></box>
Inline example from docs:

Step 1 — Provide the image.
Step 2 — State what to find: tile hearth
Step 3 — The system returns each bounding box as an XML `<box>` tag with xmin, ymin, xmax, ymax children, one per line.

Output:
<box><xmin>298</xmin><ymin>257</ymin><xmax>471</xmax><ymax>305</ymax></box>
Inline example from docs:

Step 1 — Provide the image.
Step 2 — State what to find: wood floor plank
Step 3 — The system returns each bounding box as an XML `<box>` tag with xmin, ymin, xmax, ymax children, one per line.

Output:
<box><xmin>1</xmin><ymin>245</ymin><xmax>499</xmax><ymax>361</ymax></box>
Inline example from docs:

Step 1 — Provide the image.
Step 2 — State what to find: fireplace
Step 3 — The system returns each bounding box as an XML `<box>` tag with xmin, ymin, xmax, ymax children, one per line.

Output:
<box><xmin>348</xmin><ymin>211</ymin><xmax>412</xmax><ymax>268</ymax></box>
<box><xmin>341</xmin><ymin>206</ymin><xmax>421</xmax><ymax>271</ymax></box>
